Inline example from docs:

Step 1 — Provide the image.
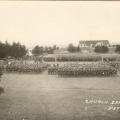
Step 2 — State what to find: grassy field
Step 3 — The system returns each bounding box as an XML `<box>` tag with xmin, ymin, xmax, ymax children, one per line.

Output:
<box><xmin>0</xmin><ymin>72</ymin><xmax>120</xmax><ymax>120</ymax></box>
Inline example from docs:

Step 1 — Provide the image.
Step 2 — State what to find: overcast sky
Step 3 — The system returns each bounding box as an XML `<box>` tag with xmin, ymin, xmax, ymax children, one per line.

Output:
<box><xmin>0</xmin><ymin>1</ymin><xmax>120</xmax><ymax>49</ymax></box>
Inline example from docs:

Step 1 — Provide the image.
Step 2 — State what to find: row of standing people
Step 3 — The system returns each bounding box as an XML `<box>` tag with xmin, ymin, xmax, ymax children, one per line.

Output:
<box><xmin>4</xmin><ymin>61</ymin><xmax>47</xmax><ymax>73</ymax></box>
<box><xmin>48</xmin><ymin>62</ymin><xmax>117</xmax><ymax>76</ymax></box>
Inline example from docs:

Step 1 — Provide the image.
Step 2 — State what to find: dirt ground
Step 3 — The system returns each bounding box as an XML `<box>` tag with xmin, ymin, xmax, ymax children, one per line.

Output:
<box><xmin>0</xmin><ymin>72</ymin><xmax>120</xmax><ymax>120</ymax></box>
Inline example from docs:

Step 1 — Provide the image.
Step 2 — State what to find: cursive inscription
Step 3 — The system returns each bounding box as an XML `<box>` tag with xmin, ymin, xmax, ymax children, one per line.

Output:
<box><xmin>85</xmin><ymin>99</ymin><xmax>120</xmax><ymax>111</ymax></box>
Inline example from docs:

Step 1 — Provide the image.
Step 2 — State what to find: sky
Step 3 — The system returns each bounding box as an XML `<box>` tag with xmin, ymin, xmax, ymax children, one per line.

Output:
<box><xmin>0</xmin><ymin>1</ymin><xmax>120</xmax><ymax>49</ymax></box>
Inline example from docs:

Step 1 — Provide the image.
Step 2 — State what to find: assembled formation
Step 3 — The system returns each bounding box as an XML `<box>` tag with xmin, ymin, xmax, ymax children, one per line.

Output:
<box><xmin>0</xmin><ymin>57</ymin><xmax>119</xmax><ymax>77</ymax></box>
<box><xmin>48</xmin><ymin>62</ymin><xmax>118</xmax><ymax>77</ymax></box>
<box><xmin>5</xmin><ymin>61</ymin><xmax>47</xmax><ymax>73</ymax></box>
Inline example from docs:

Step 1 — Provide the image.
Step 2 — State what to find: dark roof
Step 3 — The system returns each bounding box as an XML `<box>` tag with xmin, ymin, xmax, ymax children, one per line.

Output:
<box><xmin>79</xmin><ymin>40</ymin><xmax>109</xmax><ymax>46</ymax></box>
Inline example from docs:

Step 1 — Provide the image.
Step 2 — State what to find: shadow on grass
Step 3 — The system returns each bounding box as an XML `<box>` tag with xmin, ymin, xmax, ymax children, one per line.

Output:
<box><xmin>57</xmin><ymin>74</ymin><xmax>118</xmax><ymax>78</ymax></box>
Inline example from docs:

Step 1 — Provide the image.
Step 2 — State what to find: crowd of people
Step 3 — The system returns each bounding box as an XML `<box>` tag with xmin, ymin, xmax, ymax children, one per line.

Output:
<box><xmin>48</xmin><ymin>62</ymin><xmax>118</xmax><ymax>77</ymax></box>
<box><xmin>58</xmin><ymin>63</ymin><xmax>117</xmax><ymax>77</ymax></box>
<box><xmin>4</xmin><ymin>61</ymin><xmax>48</xmax><ymax>73</ymax></box>
<box><xmin>0</xmin><ymin>58</ymin><xmax>119</xmax><ymax>76</ymax></box>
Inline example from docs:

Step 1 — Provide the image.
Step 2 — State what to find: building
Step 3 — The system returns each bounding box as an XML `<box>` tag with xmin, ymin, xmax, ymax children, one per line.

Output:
<box><xmin>79</xmin><ymin>40</ymin><xmax>110</xmax><ymax>48</ymax></box>
<box><xmin>79</xmin><ymin>40</ymin><xmax>110</xmax><ymax>53</ymax></box>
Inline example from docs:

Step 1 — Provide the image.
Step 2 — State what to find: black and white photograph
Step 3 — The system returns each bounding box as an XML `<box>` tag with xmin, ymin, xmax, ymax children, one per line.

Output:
<box><xmin>0</xmin><ymin>1</ymin><xmax>120</xmax><ymax>120</ymax></box>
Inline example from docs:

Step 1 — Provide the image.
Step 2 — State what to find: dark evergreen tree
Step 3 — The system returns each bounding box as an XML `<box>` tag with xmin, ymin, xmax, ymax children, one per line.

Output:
<box><xmin>67</xmin><ymin>43</ymin><xmax>80</xmax><ymax>53</ymax></box>
<box><xmin>32</xmin><ymin>45</ymin><xmax>41</xmax><ymax>56</ymax></box>
<box><xmin>10</xmin><ymin>42</ymin><xmax>27</xmax><ymax>58</ymax></box>
<box><xmin>0</xmin><ymin>41</ymin><xmax>27</xmax><ymax>59</ymax></box>
<box><xmin>0</xmin><ymin>42</ymin><xmax>6</xmax><ymax>58</ymax></box>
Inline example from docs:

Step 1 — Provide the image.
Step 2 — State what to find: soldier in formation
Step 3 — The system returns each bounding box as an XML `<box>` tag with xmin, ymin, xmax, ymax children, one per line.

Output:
<box><xmin>48</xmin><ymin>63</ymin><xmax>59</xmax><ymax>74</ymax></box>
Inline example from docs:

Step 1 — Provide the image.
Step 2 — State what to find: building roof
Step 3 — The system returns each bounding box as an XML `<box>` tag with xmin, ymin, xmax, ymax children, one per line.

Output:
<box><xmin>79</xmin><ymin>40</ymin><xmax>109</xmax><ymax>46</ymax></box>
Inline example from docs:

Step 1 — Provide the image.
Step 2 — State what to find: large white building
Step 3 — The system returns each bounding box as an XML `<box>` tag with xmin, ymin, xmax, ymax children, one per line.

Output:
<box><xmin>79</xmin><ymin>40</ymin><xmax>110</xmax><ymax>53</ymax></box>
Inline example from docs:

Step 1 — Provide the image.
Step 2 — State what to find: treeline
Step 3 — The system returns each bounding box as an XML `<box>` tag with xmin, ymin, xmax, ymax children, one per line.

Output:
<box><xmin>32</xmin><ymin>45</ymin><xmax>59</xmax><ymax>56</ymax></box>
<box><xmin>67</xmin><ymin>43</ymin><xmax>120</xmax><ymax>54</ymax></box>
<box><xmin>31</xmin><ymin>44</ymin><xmax>80</xmax><ymax>56</ymax></box>
<box><xmin>0</xmin><ymin>40</ymin><xmax>120</xmax><ymax>59</ymax></box>
<box><xmin>94</xmin><ymin>45</ymin><xmax>120</xmax><ymax>53</ymax></box>
<box><xmin>0</xmin><ymin>41</ymin><xmax>27</xmax><ymax>59</ymax></box>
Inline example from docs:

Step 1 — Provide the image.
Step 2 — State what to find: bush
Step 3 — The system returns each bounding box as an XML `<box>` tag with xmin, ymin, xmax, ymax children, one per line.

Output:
<box><xmin>115</xmin><ymin>45</ymin><xmax>120</xmax><ymax>53</ymax></box>
<box><xmin>94</xmin><ymin>46</ymin><xmax>109</xmax><ymax>53</ymax></box>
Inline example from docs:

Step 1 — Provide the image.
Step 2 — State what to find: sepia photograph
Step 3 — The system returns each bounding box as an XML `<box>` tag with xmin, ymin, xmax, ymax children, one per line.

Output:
<box><xmin>0</xmin><ymin>1</ymin><xmax>120</xmax><ymax>120</ymax></box>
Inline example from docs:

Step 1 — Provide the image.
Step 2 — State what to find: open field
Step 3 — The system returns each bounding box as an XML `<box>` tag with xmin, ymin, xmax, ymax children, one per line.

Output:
<box><xmin>0</xmin><ymin>72</ymin><xmax>120</xmax><ymax>120</ymax></box>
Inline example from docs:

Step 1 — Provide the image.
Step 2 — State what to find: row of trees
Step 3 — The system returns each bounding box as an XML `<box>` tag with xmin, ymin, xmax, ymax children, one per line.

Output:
<box><xmin>31</xmin><ymin>44</ymin><xmax>80</xmax><ymax>56</ymax></box>
<box><xmin>0</xmin><ymin>41</ymin><xmax>120</xmax><ymax>59</ymax></box>
<box><xmin>67</xmin><ymin>43</ymin><xmax>120</xmax><ymax>54</ymax></box>
<box><xmin>0</xmin><ymin>41</ymin><xmax>27</xmax><ymax>59</ymax></box>
<box><xmin>32</xmin><ymin>43</ymin><xmax>112</xmax><ymax>54</ymax></box>
<box><xmin>26</xmin><ymin>43</ymin><xmax>120</xmax><ymax>56</ymax></box>
<box><xmin>32</xmin><ymin>45</ymin><xmax>59</xmax><ymax>56</ymax></box>
<box><xmin>95</xmin><ymin>45</ymin><xmax>120</xmax><ymax>53</ymax></box>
